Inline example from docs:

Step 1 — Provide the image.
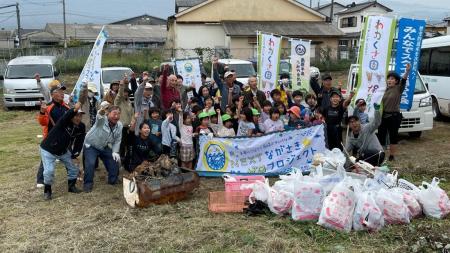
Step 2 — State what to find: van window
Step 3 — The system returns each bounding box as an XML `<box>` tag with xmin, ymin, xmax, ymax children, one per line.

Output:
<box><xmin>279</xmin><ymin>61</ymin><xmax>290</xmax><ymax>74</ymax></box>
<box><xmin>429</xmin><ymin>47</ymin><xmax>450</xmax><ymax>76</ymax></box>
<box><xmin>102</xmin><ymin>69</ymin><xmax>132</xmax><ymax>84</ymax></box>
<box><xmin>228</xmin><ymin>64</ymin><xmax>256</xmax><ymax>78</ymax></box>
<box><xmin>419</xmin><ymin>49</ymin><xmax>430</xmax><ymax>75</ymax></box>
<box><xmin>414</xmin><ymin>75</ymin><xmax>426</xmax><ymax>94</ymax></box>
<box><xmin>6</xmin><ymin>64</ymin><xmax>53</xmax><ymax>79</ymax></box>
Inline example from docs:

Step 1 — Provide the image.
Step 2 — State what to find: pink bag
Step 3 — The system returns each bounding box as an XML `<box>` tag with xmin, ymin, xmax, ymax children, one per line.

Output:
<box><xmin>417</xmin><ymin>178</ymin><xmax>450</xmax><ymax>219</ymax></box>
<box><xmin>292</xmin><ymin>181</ymin><xmax>324</xmax><ymax>221</ymax></box>
<box><xmin>376</xmin><ymin>189</ymin><xmax>410</xmax><ymax>225</ymax></box>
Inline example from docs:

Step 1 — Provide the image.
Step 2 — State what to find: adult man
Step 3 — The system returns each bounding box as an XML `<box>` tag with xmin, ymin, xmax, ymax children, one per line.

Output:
<box><xmin>243</xmin><ymin>75</ymin><xmax>266</xmax><ymax>108</ymax></box>
<box><xmin>78</xmin><ymin>82</ymin><xmax>100</xmax><ymax>131</ymax></box>
<box><xmin>134</xmin><ymin>77</ymin><xmax>161</xmax><ymax>133</ymax></box>
<box><xmin>346</xmin><ymin>104</ymin><xmax>385</xmax><ymax>167</ymax></box>
<box><xmin>129</xmin><ymin>72</ymin><xmax>138</xmax><ymax>95</ymax></box>
<box><xmin>114</xmin><ymin>78</ymin><xmax>133</xmax><ymax>160</ymax></box>
<box><xmin>36</xmin><ymin>79</ymin><xmax>70</xmax><ymax>187</ymax></box>
<box><xmin>161</xmin><ymin>65</ymin><xmax>181</xmax><ymax>110</ymax></box>
<box><xmin>40</xmin><ymin>102</ymin><xmax>86</xmax><ymax>200</ymax></box>
<box><xmin>230</xmin><ymin>70</ymin><xmax>244</xmax><ymax>89</ymax></box>
<box><xmin>212</xmin><ymin>57</ymin><xmax>241</xmax><ymax>111</ymax></box>
<box><xmin>83</xmin><ymin>103</ymin><xmax>122</xmax><ymax>192</ymax></box>
<box><xmin>310</xmin><ymin>73</ymin><xmax>334</xmax><ymax>109</ymax></box>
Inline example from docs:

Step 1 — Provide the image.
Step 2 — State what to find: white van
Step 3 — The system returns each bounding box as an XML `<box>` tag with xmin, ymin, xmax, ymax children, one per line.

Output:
<box><xmin>1</xmin><ymin>56</ymin><xmax>58</xmax><ymax>109</ymax></box>
<box><xmin>218</xmin><ymin>59</ymin><xmax>256</xmax><ymax>86</ymax></box>
<box><xmin>101</xmin><ymin>67</ymin><xmax>133</xmax><ymax>94</ymax></box>
<box><xmin>347</xmin><ymin>64</ymin><xmax>433</xmax><ymax>137</ymax></box>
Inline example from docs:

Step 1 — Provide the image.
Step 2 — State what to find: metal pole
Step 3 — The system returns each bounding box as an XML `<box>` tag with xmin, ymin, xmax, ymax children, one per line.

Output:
<box><xmin>15</xmin><ymin>3</ymin><xmax>21</xmax><ymax>49</ymax></box>
<box><xmin>63</xmin><ymin>0</ymin><xmax>67</xmax><ymax>48</ymax></box>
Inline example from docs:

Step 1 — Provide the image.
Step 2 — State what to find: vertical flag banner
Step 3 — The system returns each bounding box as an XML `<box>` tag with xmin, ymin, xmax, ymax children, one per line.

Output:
<box><xmin>258</xmin><ymin>33</ymin><xmax>282</xmax><ymax>99</ymax></box>
<box><xmin>174</xmin><ymin>58</ymin><xmax>202</xmax><ymax>91</ymax></box>
<box><xmin>72</xmin><ymin>26</ymin><xmax>109</xmax><ymax>102</ymax></box>
<box><xmin>195</xmin><ymin>125</ymin><xmax>326</xmax><ymax>176</ymax></box>
<box><xmin>291</xmin><ymin>39</ymin><xmax>311</xmax><ymax>91</ymax></box>
<box><xmin>355</xmin><ymin>16</ymin><xmax>396</xmax><ymax>118</ymax></box>
<box><xmin>395</xmin><ymin>18</ymin><xmax>426</xmax><ymax>111</ymax></box>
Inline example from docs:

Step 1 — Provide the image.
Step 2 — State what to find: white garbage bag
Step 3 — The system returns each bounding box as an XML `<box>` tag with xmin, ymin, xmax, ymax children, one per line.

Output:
<box><xmin>417</xmin><ymin>177</ymin><xmax>450</xmax><ymax>219</ymax></box>
<box><xmin>353</xmin><ymin>191</ymin><xmax>384</xmax><ymax>231</ymax></box>
<box><xmin>375</xmin><ymin>188</ymin><xmax>410</xmax><ymax>225</ymax></box>
<box><xmin>291</xmin><ymin>179</ymin><xmax>324</xmax><ymax>221</ymax></box>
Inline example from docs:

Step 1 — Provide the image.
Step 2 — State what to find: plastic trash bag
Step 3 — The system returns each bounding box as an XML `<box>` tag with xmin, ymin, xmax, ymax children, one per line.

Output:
<box><xmin>393</xmin><ymin>180</ymin><xmax>422</xmax><ymax>218</ymax></box>
<box><xmin>267</xmin><ymin>188</ymin><xmax>294</xmax><ymax>215</ymax></box>
<box><xmin>247</xmin><ymin>179</ymin><xmax>271</xmax><ymax>204</ymax></box>
<box><xmin>291</xmin><ymin>180</ymin><xmax>324</xmax><ymax>221</ymax></box>
<box><xmin>417</xmin><ymin>177</ymin><xmax>450</xmax><ymax>219</ymax></box>
<box><xmin>316</xmin><ymin>164</ymin><xmax>346</xmax><ymax>195</ymax></box>
<box><xmin>353</xmin><ymin>191</ymin><xmax>384</xmax><ymax>232</ymax></box>
<box><xmin>375</xmin><ymin>188</ymin><xmax>410</xmax><ymax>225</ymax></box>
<box><xmin>318</xmin><ymin>178</ymin><xmax>358</xmax><ymax>232</ymax></box>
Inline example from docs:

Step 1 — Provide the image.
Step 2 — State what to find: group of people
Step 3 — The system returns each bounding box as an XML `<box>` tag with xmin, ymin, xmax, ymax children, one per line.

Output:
<box><xmin>35</xmin><ymin>56</ymin><xmax>411</xmax><ymax>200</ymax></box>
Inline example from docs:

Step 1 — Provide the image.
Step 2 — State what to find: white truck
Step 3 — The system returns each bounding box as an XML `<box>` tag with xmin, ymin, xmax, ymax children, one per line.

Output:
<box><xmin>347</xmin><ymin>64</ymin><xmax>433</xmax><ymax>137</ymax></box>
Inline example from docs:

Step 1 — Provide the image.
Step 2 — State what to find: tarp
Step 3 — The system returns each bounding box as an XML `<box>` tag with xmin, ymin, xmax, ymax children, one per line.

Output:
<box><xmin>72</xmin><ymin>26</ymin><xmax>109</xmax><ymax>102</ymax></box>
<box><xmin>395</xmin><ymin>18</ymin><xmax>426</xmax><ymax>111</ymax></box>
<box><xmin>195</xmin><ymin>124</ymin><xmax>326</xmax><ymax>177</ymax></box>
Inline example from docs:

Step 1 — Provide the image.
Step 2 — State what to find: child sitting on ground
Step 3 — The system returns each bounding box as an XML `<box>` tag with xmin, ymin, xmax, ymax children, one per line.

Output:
<box><xmin>195</xmin><ymin>111</ymin><xmax>213</xmax><ymax>135</ymax></box>
<box><xmin>236</xmin><ymin>97</ymin><xmax>255</xmax><ymax>137</ymax></box>
<box><xmin>217</xmin><ymin>112</ymin><xmax>236</xmax><ymax>137</ymax></box>
<box><xmin>263</xmin><ymin>108</ymin><xmax>285</xmax><ymax>133</ymax></box>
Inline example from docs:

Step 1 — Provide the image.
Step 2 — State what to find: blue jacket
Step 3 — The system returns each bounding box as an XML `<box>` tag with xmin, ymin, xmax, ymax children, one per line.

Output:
<box><xmin>84</xmin><ymin>111</ymin><xmax>123</xmax><ymax>153</ymax></box>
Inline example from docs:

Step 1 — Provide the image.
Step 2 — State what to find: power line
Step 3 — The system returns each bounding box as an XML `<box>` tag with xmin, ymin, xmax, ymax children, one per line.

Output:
<box><xmin>0</xmin><ymin>13</ymin><xmax>15</xmax><ymax>23</ymax></box>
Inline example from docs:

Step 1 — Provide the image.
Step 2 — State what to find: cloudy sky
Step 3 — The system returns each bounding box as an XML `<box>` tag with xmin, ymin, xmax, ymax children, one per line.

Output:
<box><xmin>0</xmin><ymin>0</ymin><xmax>448</xmax><ymax>30</ymax></box>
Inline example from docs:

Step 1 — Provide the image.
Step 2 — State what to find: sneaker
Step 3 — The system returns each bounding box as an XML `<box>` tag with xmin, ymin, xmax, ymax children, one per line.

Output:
<box><xmin>36</xmin><ymin>183</ymin><xmax>45</xmax><ymax>188</ymax></box>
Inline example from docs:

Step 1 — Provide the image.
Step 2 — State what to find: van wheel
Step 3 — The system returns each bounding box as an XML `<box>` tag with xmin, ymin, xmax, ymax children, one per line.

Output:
<box><xmin>408</xmin><ymin>131</ymin><xmax>422</xmax><ymax>138</ymax></box>
<box><xmin>432</xmin><ymin>97</ymin><xmax>442</xmax><ymax>120</ymax></box>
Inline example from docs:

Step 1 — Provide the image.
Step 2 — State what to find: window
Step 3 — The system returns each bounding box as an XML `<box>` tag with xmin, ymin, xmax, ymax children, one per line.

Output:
<box><xmin>429</xmin><ymin>47</ymin><xmax>450</xmax><ymax>76</ymax></box>
<box><xmin>340</xmin><ymin>16</ymin><xmax>357</xmax><ymax>28</ymax></box>
<box><xmin>6</xmin><ymin>64</ymin><xmax>53</xmax><ymax>79</ymax></box>
<box><xmin>339</xmin><ymin>40</ymin><xmax>349</xmax><ymax>47</ymax></box>
<box><xmin>419</xmin><ymin>49</ymin><xmax>430</xmax><ymax>75</ymax></box>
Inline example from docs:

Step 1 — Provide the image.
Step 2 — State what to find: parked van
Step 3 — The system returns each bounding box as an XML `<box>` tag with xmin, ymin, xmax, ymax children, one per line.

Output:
<box><xmin>347</xmin><ymin>64</ymin><xmax>433</xmax><ymax>137</ymax></box>
<box><xmin>101</xmin><ymin>67</ymin><xmax>133</xmax><ymax>93</ymax></box>
<box><xmin>1</xmin><ymin>56</ymin><xmax>58</xmax><ymax>109</ymax></box>
<box><xmin>218</xmin><ymin>59</ymin><xmax>256</xmax><ymax>86</ymax></box>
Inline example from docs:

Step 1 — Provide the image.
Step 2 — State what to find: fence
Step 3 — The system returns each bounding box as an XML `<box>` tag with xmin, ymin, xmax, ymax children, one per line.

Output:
<box><xmin>0</xmin><ymin>45</ymin><xmax>357</xmax><ymax>74</ymax></box>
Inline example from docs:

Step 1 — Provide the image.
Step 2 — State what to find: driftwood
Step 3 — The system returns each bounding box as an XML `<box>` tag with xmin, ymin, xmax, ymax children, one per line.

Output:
<box><xmin>123</xmin><ymin>155</ymin><xmax>200</xmax><ymax>207</ymax></box>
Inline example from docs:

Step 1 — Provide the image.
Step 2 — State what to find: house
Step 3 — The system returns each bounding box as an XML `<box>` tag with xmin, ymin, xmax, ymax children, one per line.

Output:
<box><xmin>314</xmin><ymin>1</ymin><xmax>346</xmax><ymax>25</ymax></box>
<box><xmin>110</xmin><ymin>14</ymin><xmax>166</xmax><ymax>26</ymax></box>
<box><xmin>425</xmin><ymin>21</ymin><xmax>447</xmax><ymax>38</ymax></box>
<box><xmin>444</xmin><ymin>17</ymin><xmax>450</xmax><ymax>35</ymax></box>
<box><xmin>0</xmin><ymin>30</ymin><xmax>14</xmax><ymax>49</ymax></box>
<box><xmin>167</xmin><ymin>0</ymin><xmax>344</xmax><ymax>61</ymax></box>
<box><xmin>44</xmin><ymin>23</ymin><xmax>167</xmax><ymax>48</ymax></box>
<box><xmin>335</xmin><ymin>1</ymin><xmax>392</xmax><ymax>59</ymax></box>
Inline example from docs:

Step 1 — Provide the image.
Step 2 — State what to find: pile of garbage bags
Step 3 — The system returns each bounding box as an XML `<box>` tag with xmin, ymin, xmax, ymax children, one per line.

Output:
<box><xmin>243</xmin><ymin>150</ymin><xmax>450</xmax><ymax>233</ymax></box>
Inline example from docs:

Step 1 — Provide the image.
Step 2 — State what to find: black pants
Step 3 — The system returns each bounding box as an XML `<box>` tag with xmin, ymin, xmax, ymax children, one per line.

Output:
<box><xmin>327</xmin><ymin>125</ymin><xmax>343</xmax><ymax>150</ymax></box>
<box><xmin>119</xmin><ymin>127</ymin><xmax>129</xmax><ymax>159</ymax></box>
<box><xmin>361</xmin><ymin>151</ymin><xmax>385</xmax><ymax>167</ymax></box>
<box><xmin>378</xmin><ymin>112</ymin><xmax>402</xmax><ymax>146</ymax></box>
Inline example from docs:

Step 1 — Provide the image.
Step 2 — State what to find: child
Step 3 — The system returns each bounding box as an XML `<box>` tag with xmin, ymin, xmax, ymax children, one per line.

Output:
<box><xmin>161</xmin><ymin>110</ymin><xmax>180</xmax><ymax>156</ymax></box>
<box><xmin>287</xmin><ymin>106</ymin><xmax>308</xmax><ymax>129</ymax></box>
<box><xmin>353</xmin><ymin>99</ymin><xmax>369</xmax><ymax>124</ymax></box>
<box><xmin>195</xmin><ymin>112</ymin><xmax>213</xmax><ymax>135</ymax></box>
<box><xmin>270</xmin><ymin>89</ymin><xmax>283</xmax><ymax>105</ymax></box>
<box><xmin>236</xmin><ymin>96</ymin><xmax>255</xmax><ymax>137</ymax></box>
<box><xmin>260</xmin><ymin>100</ymin><xmax>272</xmax><ymax>123</ymax></box>
<box><xmin>209</xmin><ymin>109</ymin><xmax>220</xmax><ymax>136</ymax></box>
<box><xmin>145</xmin><ymin>107</ymin><xmax>162</xmax><ymax>155</ymax></box>
<box><xmin>304</xmin><ymin>93</ymin><xmax>317</xmax><ymax>119</ymax></box>
<box><xmin>324</xmin><ymin>89</ymin><xmax>353</xmax><ymax>150</ymax></box>
<box><xmin>252</xmin><ymin>108</ymin><xmax>264</xmax><ymax>136</ymax></box>
<box><xmin>202</xmin><ymin>96</ymin><xmax>215</xmax><ymax>114</ymax></box>
<box><xmin>263</xmin><ymin>108</ymin><xmax>285</xmax><ymax>133</ymax></box>
<box><xmin>311</xmin><ymin>107</ymin><xmax>325</xmax><ymax>126</ymax></box>
<box><xmin>274</xmin><ymin>102</ymin><xmax>288</xmax><ymax>125</ymax></box>
<box><xmin>178</xmin><ymin>108</ymin><xmax>195</xmax><ymax>169</ymax></box>
<box><xmin>217</xmin><ymin>113</ymin><xmax>236</xmax><ymax>137</ymax></box>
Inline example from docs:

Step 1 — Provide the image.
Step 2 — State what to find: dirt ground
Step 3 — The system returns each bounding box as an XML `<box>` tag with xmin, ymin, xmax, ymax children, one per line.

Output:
<box><xmin>0</xmin><ymin>73</ymin><xmax>449</xmax><ymax>252</ymax></box>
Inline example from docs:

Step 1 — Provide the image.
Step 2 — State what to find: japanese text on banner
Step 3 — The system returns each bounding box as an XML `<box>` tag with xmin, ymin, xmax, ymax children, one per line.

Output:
<box><xmin>291</xmin><ymin>40</ymin><xmax>311</xmax><ymax>91</ymax></box>
<box><xmin>195</xmin><ymin>125</ymin><xmax>326</xmax><ymax>176</ymax></box>
<box><xmin>72</xmin><ymin>27</ymin><xmax>109</xmax><ymax>103</ymax></box>
<box><xmin>258</xmin><ymin>33</ymin><xmax>282</xmax><ymax>99</ymax></box>
<box><xmin>355</xmin><ymin>16</ymin><xmax>396</xmax><ymax>118</ymax></box>
<box><xmin>395</xmin><ymin>18</ymin><xmax>426</xmax><ymax>111</ymax></box>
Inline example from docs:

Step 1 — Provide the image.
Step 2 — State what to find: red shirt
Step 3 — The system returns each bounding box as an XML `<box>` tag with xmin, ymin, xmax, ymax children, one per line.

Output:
<box><xmin>160</xmin><ymin>68</ymin><xmax>180</xmax><ymax>110</ymax></box>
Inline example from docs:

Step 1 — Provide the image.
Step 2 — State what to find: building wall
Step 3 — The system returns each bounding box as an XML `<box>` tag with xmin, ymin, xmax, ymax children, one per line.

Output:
<box><xmin>176</xmin><ymin>0</ymin><xmax>324</xmax><ymax>22</ymax></box>
<box><xmin>318</xmin><ymin>4</ymin><xmax>346</xmax><ymax>26</ymax></box>
<box><xmin>337</xmin><ymin>5</ymin><xmax>390</xmax><ymax>34</ymax></box>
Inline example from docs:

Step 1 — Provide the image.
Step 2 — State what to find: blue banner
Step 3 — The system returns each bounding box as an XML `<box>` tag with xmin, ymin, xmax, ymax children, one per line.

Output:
<box><xmin>395</xmin><ymin>18</ymin><xmax>426</xmax><ymax>111</ymax></box>
<box><xmin>195</xmin><ymin>125</ymin><xmax>326</xmax><ymax>177</ymax></box>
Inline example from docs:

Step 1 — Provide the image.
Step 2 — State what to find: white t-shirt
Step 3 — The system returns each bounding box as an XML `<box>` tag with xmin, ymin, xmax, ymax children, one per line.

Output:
<box><xmin>263</xmin><ymin>119</ymin><xmax>284</xmax><ymax>133</ymax></box>
<box><xmin>237</xmin><ymin>120</ymin><xmax>255</xmax><ymax>136</ymax></box>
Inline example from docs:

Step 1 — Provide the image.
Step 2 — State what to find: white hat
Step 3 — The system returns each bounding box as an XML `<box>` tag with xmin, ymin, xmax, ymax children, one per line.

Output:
<box><xmin>87</xmin><ymin>82</ymin><xmax>97</xmax><ymax>93</ymax></box>
<box><xmin>224</xmin><ymin>71</ymin><xmax>234</xmax><ymax>78</ymax></box>
<box><xmin>145</xmin><ymin>82</ymin><xmax>153</xmax><ymax>89</ymax></box>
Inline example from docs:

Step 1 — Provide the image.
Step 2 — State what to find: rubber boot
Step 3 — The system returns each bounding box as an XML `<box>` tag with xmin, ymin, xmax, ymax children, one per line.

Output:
<box><xmin>44</xmin><ymin>184</ymin><xmax>52</xmax><ymax>200</ymax></box>
<box><xmin>68</xmin><ymin>179</ymin><xmax>81</xmax><ymax>193</ymax></box>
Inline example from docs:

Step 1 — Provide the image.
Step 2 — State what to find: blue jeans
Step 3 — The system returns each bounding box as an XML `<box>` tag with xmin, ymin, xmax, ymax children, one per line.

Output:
<box><xmin>83</xmin><ymin>145</ymin><xmax>119</xmax><ymax>191</ymax></box>
<box><xmin>40</xmin><ymin>148</ymin><xmax>78</xmax><ymax>185</ymax></box>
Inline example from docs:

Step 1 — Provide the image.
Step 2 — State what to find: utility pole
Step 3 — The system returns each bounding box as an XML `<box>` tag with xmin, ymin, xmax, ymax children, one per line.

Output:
<box><xmin>63</xmin><ymin>0</ymin><xmax>67</xmax><ymax>48</ymax></box>
<box><xmin>15</xmin><ymin>3</ymin><xmax>21</xmax><ymax>48</ymax></box>
<box><xmin>310</xmin><ymin>0</ymin><xmax>312</xmax><ymax>8</ymax></box>
<box><xmin>329</xmin><ymin>0</ymin><xmax>334</xmax><ymax>23</ymax></box>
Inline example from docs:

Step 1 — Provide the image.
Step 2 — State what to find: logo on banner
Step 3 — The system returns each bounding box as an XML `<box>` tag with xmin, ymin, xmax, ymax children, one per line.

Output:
<box><xmin>202</xmin><ymin>141</ymin><xmax>228</xmax><ymax>172</ymax></box>
<box><xmin>369</xmin><ymin>60</ymin><xmax>379</xmax><ymax>70</ymax></box>
<box><xmin>295</xmin><ymin>44</ymin><xmax>306</xmax><ymax>55</ymax></box>
<box><xmin>184</xmin><ymin>62</ymin><xmax>193</xmax><ymax>73</ymax></box>
<box><xmin>264</xmin><ymin>71</ymin><xmax>272</xmax><ymax>79</ymax></box>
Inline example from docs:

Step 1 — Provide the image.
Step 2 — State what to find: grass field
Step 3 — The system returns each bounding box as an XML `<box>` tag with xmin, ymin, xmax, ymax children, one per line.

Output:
<box><xmin>0</xmin><ymin>77</ymin><xmax>449</xmax><ymax>252</ymax></box>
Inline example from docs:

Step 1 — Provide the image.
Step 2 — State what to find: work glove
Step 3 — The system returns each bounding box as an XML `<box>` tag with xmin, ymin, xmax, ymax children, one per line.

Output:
<box><xmin>112</xmin><ymin>152</ymin><xmax>121</xmax><ymax>163</ymax></box>
<box><xmin>373</xmin><ymin>103</ymin><xmax>381</xmax><ymax>111</ymax></box>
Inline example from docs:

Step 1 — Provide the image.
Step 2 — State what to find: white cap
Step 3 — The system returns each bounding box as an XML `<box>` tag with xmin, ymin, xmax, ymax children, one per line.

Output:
<box><xmin>145</xmin><ymin>82</ymin><xmax>153</xmax><ymax>89</ymax></box>
<box><xmin>87</xmin><ymin>82</ymin><xmax>97</xmax><ymax>93</ymax></box>
<box><xmin>224</xmin><ymin>71</ymin><xmax>234</xmax><ymax>78</ymax></box>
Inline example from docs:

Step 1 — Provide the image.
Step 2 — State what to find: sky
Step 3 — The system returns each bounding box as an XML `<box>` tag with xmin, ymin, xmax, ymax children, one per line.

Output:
<box><xmin>0</xmin><ymin>0</ymin><xmax>449</xmax><ymax>30</ymax></box>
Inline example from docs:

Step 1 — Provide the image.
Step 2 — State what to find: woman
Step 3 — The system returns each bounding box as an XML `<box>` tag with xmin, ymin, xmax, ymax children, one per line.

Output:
<box><xmin>126</xmin><ymin>113</ymin><xmax>158</xmax><ymax>172</ymax></box>
<box><xmin>197</xmin><ymin>85</ymin><xmax>212</xmax><ymax>108</ymax></box>
<box><xmin>378</xmin><ymin>63</ymin><xmax>411</xmax><ymax>161</ymax></box>
<box><xmin>104</xmin><ymin>81</ymin><xmax>120</xmax><ymax>104</ymax></box>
